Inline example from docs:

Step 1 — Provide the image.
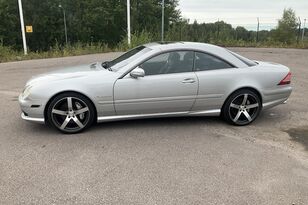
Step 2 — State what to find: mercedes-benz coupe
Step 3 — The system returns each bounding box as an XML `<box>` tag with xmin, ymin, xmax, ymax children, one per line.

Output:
<box><xmin>19</xmin><ymin>42</ymin><xmax>292</xmax><ymax>133</ymax></box>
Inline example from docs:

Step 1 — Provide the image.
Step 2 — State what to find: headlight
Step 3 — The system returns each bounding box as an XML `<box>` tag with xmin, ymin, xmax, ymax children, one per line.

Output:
<box><xmin>22</xmin><ymin>85</ymin><xmax>32</xmax><ymax>99</ymax></box>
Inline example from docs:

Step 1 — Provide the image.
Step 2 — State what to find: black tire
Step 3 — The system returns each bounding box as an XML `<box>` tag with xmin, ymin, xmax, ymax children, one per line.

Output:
<box><xmin>46</xmin><ymin>92</ymin><xmax>95</xmax><ymax>134</ymax></box>
<box><xmin>222</xmin><ymin>89</ymin><xmax>261</xmax><ymax>126</ymax></box>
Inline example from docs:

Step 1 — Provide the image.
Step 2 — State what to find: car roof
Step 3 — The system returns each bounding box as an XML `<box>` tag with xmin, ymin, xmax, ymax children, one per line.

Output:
<box><xmin>143</xmin><ymin>42</ymin><xmax>249</xmax><ymax>68</ymax></box>
<box><xmin>144</xmin><ymin>41</ymin><xmax>225</xmax><ymax>52</ymax></box>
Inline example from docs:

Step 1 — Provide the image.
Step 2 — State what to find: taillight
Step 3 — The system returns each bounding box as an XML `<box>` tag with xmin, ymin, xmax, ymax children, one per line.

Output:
<box><xmin>278</xmin><ymin>72</ymin><xmax>291</xmax><ymax>85</ymax></box>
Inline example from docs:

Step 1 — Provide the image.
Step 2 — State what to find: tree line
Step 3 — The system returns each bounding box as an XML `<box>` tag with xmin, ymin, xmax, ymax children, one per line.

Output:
<box><xmin>166</xmin><ymin>8</ymin><xmax>305</xmax><ymax>46</ymax></box>
<box><xmin>0</xmin><ymin>0</ymin><xmax>180</xmax><ymax>50</ymax></box>
<box><xmin>0</xmin><ymin>0</ymin><xmax>306</xmax><ymax>52</ymax></box>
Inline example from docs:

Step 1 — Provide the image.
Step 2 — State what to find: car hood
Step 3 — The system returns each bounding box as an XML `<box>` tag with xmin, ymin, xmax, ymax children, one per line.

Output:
<box><xmin>26</xmin><ymin>62</ymin><xmax>114</xmax><ymax>86</ymax></box>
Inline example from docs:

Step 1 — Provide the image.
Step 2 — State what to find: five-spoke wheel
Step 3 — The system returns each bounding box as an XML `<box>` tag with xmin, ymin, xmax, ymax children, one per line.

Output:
<box><xmin>47</xmin><ymin>92</ymin><xmax>95</xmax><ymax>133</ymax></box>
<box><xmin>223</xmin><ymin>89</ymin><xmax>261</xmax><ymax>126</ymax></box>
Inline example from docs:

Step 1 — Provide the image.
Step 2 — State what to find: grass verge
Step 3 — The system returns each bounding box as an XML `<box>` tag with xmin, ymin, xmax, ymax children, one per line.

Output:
<box><xmin>1</xmin><ymin>32</ymin><xmax>308</xmax><ymax>63</ymax></box>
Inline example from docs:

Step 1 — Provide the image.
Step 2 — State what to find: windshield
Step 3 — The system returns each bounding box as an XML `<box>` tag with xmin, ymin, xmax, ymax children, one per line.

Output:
<box><xmin>103</xmin><ymin>46</ymin><xmax>151</xmax><ymax>71</ymax></box>
<box><xmin>228</xmin><ymin>50</ymin><xmax>258</xmax><ymax>67</ymax></box>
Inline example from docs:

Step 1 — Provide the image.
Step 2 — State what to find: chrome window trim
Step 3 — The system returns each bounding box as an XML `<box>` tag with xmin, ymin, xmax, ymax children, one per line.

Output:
<box><xmin>119</xmin><ymin>48</ymin><xmax>237</xmax><ymax>79</ymax></box>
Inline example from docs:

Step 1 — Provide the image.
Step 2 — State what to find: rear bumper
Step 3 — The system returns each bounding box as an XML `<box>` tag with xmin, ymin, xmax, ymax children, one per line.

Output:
<box><xmin>262</xmin><ymin>86</ymin><xmax>292</xmax><ymax>110</ymax></box>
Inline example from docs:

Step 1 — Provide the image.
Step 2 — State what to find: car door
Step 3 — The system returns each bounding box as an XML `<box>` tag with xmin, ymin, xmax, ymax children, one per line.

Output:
<box><xmin>113</xmin><ymin>51</ymin><xmax>198</xmax><ymax>115</ymax></box>
<box><xmin>192</xmin><ymin>51</ymin><xmax>236</xmax><ymax>112</ymax></box>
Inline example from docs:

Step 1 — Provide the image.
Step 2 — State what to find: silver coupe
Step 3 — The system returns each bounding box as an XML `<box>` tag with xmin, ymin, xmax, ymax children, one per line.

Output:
<box><xmin>19</xmin><ymin>42</ymin><xmax>292</xmax><ymax>133</ymax></box>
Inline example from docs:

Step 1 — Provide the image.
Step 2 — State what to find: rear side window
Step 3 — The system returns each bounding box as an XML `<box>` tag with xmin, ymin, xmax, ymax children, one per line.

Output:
<box><xmin>194</xmin><ymin>52</ymin><xmax>233</xmax><ymax>71</ymax></box>
<box><xmin>228</xmin><ymin>50</ymin><xmax>257</xmax><ymax>67</ymax></box>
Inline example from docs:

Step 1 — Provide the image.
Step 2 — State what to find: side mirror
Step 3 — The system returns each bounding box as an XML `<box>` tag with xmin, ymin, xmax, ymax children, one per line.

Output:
<box><xmin>130</xmin><ymin>67</ymin><xmax>145</xmax><ymax>78</ymax></box>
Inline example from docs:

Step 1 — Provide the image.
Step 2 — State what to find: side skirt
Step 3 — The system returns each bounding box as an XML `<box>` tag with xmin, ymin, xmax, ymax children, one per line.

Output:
<box><xmin>97</xmin><ymin>109</ymin><xmax>221</xmax><ymax>123</ymax></box>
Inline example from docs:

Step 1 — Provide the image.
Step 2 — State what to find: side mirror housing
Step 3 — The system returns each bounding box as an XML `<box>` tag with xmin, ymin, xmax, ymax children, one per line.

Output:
<box><xmin>130</xmin><ymin>67</ymin><xmax>145</xmax><ymax>78</ymax></box>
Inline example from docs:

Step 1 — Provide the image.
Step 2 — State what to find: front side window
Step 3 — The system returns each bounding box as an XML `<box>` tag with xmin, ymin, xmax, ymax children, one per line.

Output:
<box><xmin>107</xmin><ymin>46</ymin><xmax>151</xmax><ymax>71</ymax></box>
<box><xmin>194</xmin><ymin>52</ymin><xmax>233</xmax><ymax>71</ymax></box>
<box><xmin>141</xmin><ymin>51</ymin><xmax>194</xmax><ymax>76</ymax></box>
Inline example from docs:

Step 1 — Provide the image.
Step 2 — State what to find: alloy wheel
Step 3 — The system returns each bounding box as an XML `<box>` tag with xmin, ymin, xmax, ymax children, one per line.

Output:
<box><xmin>228</xmin><ymin>93</ymin><xmax>260</xmax><ymax>125</ymax></box>
<box><xmin>50</xmin><ymin>97</ymin><xmax>90</xmax><ymax>132</ymax></box>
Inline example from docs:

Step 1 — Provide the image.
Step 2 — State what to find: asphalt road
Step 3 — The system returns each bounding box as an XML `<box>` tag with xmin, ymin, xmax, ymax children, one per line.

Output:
<box><xmin>0</xmin><ymin>48</ymin><xmax>308</xmax><ymax>205</ymax></box>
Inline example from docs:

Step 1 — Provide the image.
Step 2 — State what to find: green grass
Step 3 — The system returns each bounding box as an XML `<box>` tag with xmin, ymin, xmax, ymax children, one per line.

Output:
<box><xmin>0</xmin><ymin>42</ymin><xmax>112</xmax><ymax>63</ymax></box>
<box><xmin>1</xmin><ymin>32</ymin><xmax>308</xmax><ymax>63</ymax></box>
<box><xmin>117</xmin><ymin>30</ymin><xmax>154</xmax><ymax>50</ymax></box>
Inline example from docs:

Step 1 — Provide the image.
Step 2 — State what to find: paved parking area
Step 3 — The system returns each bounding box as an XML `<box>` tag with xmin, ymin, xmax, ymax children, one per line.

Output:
<box><xmin>0</xmin><ymin>48</ymin><xmax>307</xmax><ymax>204</ymax></box>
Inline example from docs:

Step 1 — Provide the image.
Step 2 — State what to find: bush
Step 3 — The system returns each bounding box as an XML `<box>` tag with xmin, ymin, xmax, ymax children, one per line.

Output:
<box><xmin>117</xmin><ymin>30</ymin><xmax>154</xmax><ymax>50</ymax></box>
<box><xmin>0</xmin><ymin>46</ymin><xmax>22</xmax><ymax>62</ymax></box>
<box><xmin>0</xmin><ymin>42</ymin><xmax>112</xmax><ymax>63</ymax></box>
<box><xmin>1</xmin><ymin>38</ymin><xmax>308</xmax><ymax>63</ymax></box>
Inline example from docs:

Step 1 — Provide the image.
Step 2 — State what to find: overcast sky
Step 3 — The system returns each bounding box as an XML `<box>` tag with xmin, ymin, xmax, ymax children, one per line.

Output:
<box><xmin>178</xmin><ymin>0</ymin><xmax>308</xmax><ymax>30</ymax></box>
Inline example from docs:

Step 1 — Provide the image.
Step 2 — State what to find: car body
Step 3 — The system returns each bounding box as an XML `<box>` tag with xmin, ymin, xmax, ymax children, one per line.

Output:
<box><xmin>19</xmin><ymin>42</ymin><xmax>292</xmax><ymax>133</ymax></box>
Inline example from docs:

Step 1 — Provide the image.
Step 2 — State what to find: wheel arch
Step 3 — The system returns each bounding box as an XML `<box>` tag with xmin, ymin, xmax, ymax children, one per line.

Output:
<box><xmin>44</xmin><ymin>90</ymin><xmax>98</xmax><ymax>122</ymax></box>
<box><xmin>222</xmin><ymin>86</ymin><xmax>263</xmax><ymax>110</ymax></box>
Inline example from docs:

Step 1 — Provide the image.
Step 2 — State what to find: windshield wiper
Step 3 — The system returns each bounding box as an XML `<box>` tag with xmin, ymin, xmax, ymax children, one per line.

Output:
<box><xmin>102</xmin><ymin>61</ymin><xmax>109</xmax><ymax>69</ymax></box>
<box><xmin>102</xmin><ymin>61</ymin><xmax>113</xmax><ymax>71</ymax></box>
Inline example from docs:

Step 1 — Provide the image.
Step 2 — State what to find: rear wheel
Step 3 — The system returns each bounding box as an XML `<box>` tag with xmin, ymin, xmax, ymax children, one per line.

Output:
<box><xmin>222</xmin><ymin>89</ymin><xmax>261</xmax><ymax>126</ymax></box>
<box><xmin>47</xmin><ymin>92</ymin><xmax>95</xmax><ymax>133</ymax></box>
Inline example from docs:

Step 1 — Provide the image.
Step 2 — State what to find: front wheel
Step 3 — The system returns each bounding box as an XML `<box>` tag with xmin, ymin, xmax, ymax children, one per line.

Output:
<box><xmin>47</xmin><ymin>92</ymin><xmax>95</xmax><ymax>134</ymax></box>
<box><xmin>222</xmin><ymin>89</ymin><xmax>261</xmax><ymax>126</ymax></box>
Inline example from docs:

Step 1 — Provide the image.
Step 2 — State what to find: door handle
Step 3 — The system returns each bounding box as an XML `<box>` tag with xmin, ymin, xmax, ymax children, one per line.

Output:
<box><xmin>182</xmin><ymin>78</ymin><xmax>195</xmax><ymax>83</ymax></box>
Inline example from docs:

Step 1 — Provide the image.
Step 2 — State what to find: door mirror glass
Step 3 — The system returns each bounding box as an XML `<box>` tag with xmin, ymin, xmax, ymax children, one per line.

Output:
<box><xmin>130</xmin><ymin>67</ymin><xmax>145</xmax><ymax>78</ymax></box>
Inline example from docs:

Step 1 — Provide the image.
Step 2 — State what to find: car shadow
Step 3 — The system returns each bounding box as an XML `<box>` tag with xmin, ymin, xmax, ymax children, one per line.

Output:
<box><xmin>20</xmin><ymin>109</ymin><xmax>285</xmax><ymax>136</ymax></box>
<box><xmin>90</xmin><ymin>108</ymin><xmax>287</xmax><ymax>132</ymax></box>
<box><xmin>90</xmin><ymin>116</ymin><xmax>224</xmax><ymax>132</ymax></box>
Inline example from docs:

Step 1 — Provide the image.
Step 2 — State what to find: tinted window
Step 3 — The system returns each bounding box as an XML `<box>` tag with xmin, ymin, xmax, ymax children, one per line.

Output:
<box><xmin>141</xmin><ymin>51</ymin><xmax>194</xmax><ymax>76</ymax></box>
<box><xmin>228</xmin><ymin>50</ymin><xmax>257</xmax><ymax>66</ymax></box>
<box><xmin>109</xmin><ymin>46</ymin><xmax>151</xmax><ymax>71</ymax></box>
<box><xmin>195</xmin><ymin>52</ymin><xmax>233</xmax><ymax>71</ymax></box>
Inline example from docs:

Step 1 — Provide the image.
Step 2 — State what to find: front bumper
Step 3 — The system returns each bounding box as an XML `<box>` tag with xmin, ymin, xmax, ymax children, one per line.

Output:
<box><xmin>21</xmin><ymin>112</ymin><xmax>45</xmax><ymax>124</ymax></box>
<box><xmin>19</xmin><ymin>94</ymin><xmax>45</xmax><ymax>124</ymax></box>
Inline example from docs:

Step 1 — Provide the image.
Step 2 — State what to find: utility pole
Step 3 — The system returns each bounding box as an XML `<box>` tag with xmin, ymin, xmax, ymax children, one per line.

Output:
<box><xmin>161</xmin><ymin>0</ymin><xmax>165</xmax><ymax>42</ymax></box>
<box><xmin>217</xmin><ymin>19</ymin><xmax>220</xmax><ymax>40</ymax></box>
<box><xmin>297</xmin><ymin>17</ymin><xmax>301</xmax><ymax>44</ymax></box>
<box><xmin>18</xmin><ymin>0</ymin><xmax>27</xmax><ymax>55</ymax></box>
<box><xmin>302</xmin><ymin>18</ymin><xmax>306</xmax><ymax>41</ymax></box>
<box><xmin>256</xmin><ymin>17</ymin><xmax>260</xmax><ymax>42</ymax></box>
<box><xmin>180</xmin><ymin>22</ymin><xmax>182</xmax><ymax>41</ymax></box>
<box><xmin>59</xmin><ymin>5</ymin><xmax>68</xmax><ymax>45</ymax></box>
<box><xmin>127</xmin><ymin>0</ymin><xmax>131</xmax><ymax>46</ymax></box>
